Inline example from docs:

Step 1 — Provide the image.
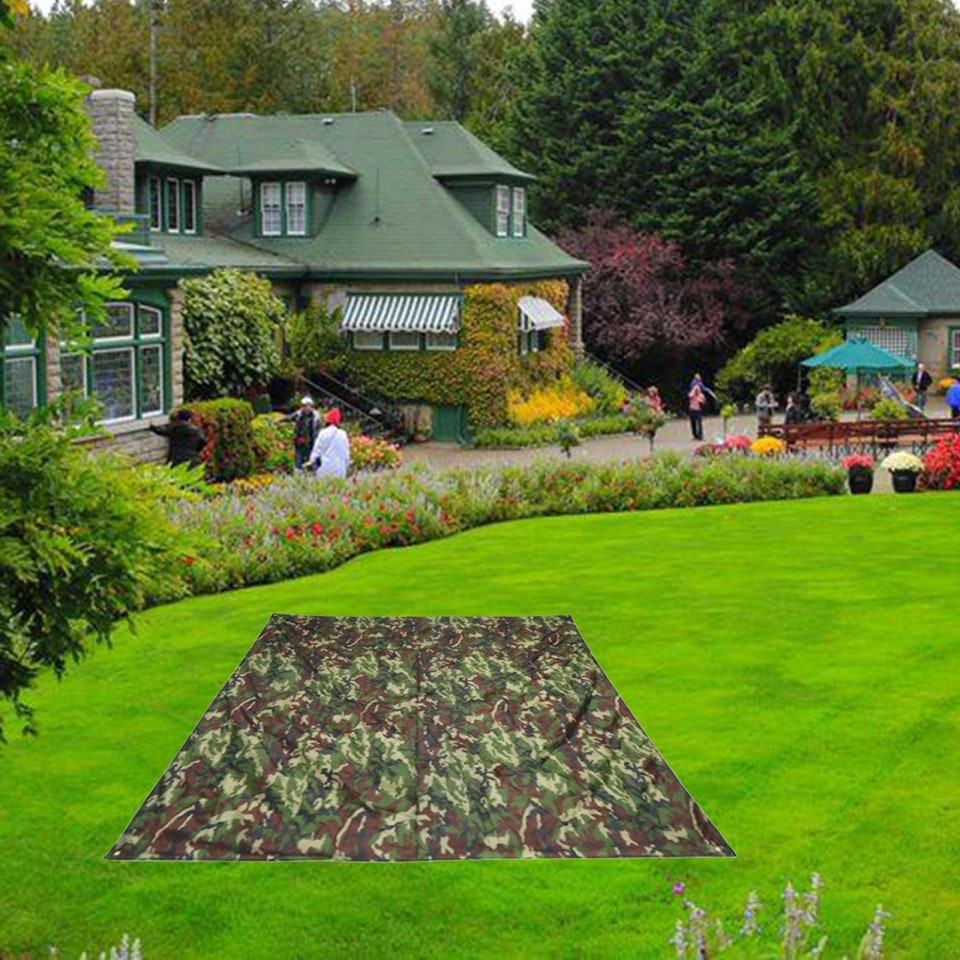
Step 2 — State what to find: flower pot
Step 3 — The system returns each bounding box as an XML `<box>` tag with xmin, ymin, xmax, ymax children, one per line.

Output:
<box><xmin>891</xmin><ymin>470</ymin><xmax>918</xmax><ymax>493</ymax></box>
<box><xmin>847</xmin><ymin>468</ymin><xmax>873</xmax><ymax>495</ymax></box>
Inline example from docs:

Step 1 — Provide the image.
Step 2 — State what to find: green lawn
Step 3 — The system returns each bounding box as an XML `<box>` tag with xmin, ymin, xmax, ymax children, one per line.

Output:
<box><xmin>1</xmin><ymin>495</ymin><xmax>958</xmax><ymax>958</ymax></box>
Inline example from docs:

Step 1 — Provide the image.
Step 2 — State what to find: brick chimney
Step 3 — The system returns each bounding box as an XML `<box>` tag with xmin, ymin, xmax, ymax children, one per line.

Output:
<box><xmin>87</xmin><ymin>89</ymin><xmax>136</xmax><ymax>215</ymax></box>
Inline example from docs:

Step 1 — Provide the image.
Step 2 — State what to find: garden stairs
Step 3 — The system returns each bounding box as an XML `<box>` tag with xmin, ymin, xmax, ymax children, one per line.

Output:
<box><xmin>298</xmin><ymin>371</ymin><xmax>407</xmax><ymax>442</ymax></box>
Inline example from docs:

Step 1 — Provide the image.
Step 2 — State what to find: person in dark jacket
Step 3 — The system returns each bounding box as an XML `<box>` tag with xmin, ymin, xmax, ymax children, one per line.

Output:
<box><xmin>150</xmin><ymin>409</ymin><xmax>207</xmax><ymax>467</ymax></box>
<box><xmin>285</xmin><ymin>396</ymin><xmax>321</xmax><ymax>470</ymax></box>
<box><xmin>911</xmin><ymin>363</ymin><xmax>933</xmax><ymax>411</ymax></box>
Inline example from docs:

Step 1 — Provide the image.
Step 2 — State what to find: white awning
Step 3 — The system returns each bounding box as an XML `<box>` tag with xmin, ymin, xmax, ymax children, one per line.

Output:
<box><xmin>518</xmin><ymin>296</ymin><xmax>566</xmax><ymax>331</ymax></box>
<box><xmin>341</xmin><ymin>294</ymin><xmax>461</xmax><ymax>333</ymax></box>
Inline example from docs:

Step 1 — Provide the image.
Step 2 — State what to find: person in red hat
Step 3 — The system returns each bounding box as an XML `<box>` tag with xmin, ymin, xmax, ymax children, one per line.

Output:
<box><xmin>308</xmin><ymin>407</ymin><xmax>351</xmax><ymax>478</ymax></box>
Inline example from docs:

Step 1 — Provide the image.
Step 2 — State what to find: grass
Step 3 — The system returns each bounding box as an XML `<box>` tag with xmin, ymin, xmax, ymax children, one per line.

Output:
<box><xmin>1</xmin><ymin>494</ymin><xmax>958</xmax><ymax>958</ymax></box>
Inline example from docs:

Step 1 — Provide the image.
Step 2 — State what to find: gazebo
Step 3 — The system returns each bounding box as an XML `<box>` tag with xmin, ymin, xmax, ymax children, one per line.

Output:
<box><xmin>835</xmin><ymin>249</ymin><xmax>960</xmax><ymax>377</ymax></box>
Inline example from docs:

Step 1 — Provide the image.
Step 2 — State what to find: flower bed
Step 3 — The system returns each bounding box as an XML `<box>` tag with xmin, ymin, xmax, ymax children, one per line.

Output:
<box><xmin>922</xmin><ymin>434</ymin><xmax>960</xmax><ymax>490</ymax></box>
<box><xmin>155</xmin><ymin>455</ymin><xmax>845</xmax><ymax>601</ymax></box>
<box><xmin>471</xmin><ymin>415</ymin><xmax>632</xmax><ymax>449</ymax></box>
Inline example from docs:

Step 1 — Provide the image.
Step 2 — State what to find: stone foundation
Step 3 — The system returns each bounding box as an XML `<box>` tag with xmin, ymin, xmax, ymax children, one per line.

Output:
<box><xmin>73</xmin><ymin>416</ymin><xmax>169</xmax><ymax>464</ymax></box>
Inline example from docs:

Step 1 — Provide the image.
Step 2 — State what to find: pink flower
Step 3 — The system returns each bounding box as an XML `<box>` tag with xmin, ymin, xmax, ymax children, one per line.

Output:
<box><xmin>311</xmin><ymin>523</ymin><xmax>323</xmax><ymax>535</ymax></box>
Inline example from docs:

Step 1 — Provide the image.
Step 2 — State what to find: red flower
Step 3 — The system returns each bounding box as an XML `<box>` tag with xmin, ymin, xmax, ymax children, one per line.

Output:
<box><xmin>405</xmin><ymin>511</ymin><xmax>416</xmax><ymax>523</ymax></box>
<box><xmin>285</xmin><ymin>527</ymin><xmax>296</xmax><ymax>541</ymax></box>
<box><xmin>379</xmin><ymin>524</ymin><xmax>392</xmax><ymax>535</ymax></box>
<box><xmin>311</xmin><ymin>523</ymin><xmax>323</xmax><ymax>535</ymax></box>
<box><xmin>183</xmin><ymin>556</ymin><xmax>195</xmax><ymax>566</ymax></box>
<box><xmin>363</xmin><ymin>516</ymin><xmax>374</xmax><ymax>527</ymax></box>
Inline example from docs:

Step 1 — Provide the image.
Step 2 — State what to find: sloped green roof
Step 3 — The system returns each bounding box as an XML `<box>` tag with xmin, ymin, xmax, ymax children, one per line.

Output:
<box><xmin>226</xmin><ymin>138</ymin><xmax>357</xmax><ymax>179</ymax></box>
<box><xmin>403</xmin><ymin>120</ymin><xmax>535</xmax><ymax>182</ymax></box>
<box><xmin>154</xmin><ymin>233</ymin><xmax>302</xmax><ymax>272</ymax></box>
<box><xmin>836</xmin><ymin>249</ymin><xmax>960</xmax><ymax>317</ymax></box>
<box><xmin>159</xmin><ymin>111</ymin><xmax>584</xmax><ymax>279</ymax></box>
<box><xmin>133</xmin><ymin>116</ymin><xmax>224</xmax><ymax>174</ymax></box>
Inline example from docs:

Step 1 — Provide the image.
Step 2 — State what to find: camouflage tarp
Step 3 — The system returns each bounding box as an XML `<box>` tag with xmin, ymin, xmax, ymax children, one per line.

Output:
<box><xmin>107</xmin><ymin>615</ymin><xmax>734</xmax><ymax>861</ymax></box>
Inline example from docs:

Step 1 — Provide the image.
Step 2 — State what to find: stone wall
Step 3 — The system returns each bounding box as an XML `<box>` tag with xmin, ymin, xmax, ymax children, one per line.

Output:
<box><xmin>73</xmin><ymin>416</ymin><xmax>169</xmax><ymax>464</ymax></box>
<box><xmin>167</xmin><ymin>286</ymin><xmax>185</xmax><ymax>407</ymax></box>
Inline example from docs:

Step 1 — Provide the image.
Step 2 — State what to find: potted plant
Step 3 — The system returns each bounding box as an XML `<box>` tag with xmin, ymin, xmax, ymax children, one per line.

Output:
<box><xmin>880</xmin><ymin>451</ymin><xmax>924</xmax><ymax>493</ymax></box>
<box><xmin>842</xmin><ymin>454</ymin><xmax>874</xmax><ymax>494</ymax></box>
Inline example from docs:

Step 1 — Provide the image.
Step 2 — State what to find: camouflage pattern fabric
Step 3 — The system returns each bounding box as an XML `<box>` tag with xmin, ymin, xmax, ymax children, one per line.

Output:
<box><xmin>107</xmin><ymin>616</ymin><xmax>734</xmax><ymax>861</ymax></box>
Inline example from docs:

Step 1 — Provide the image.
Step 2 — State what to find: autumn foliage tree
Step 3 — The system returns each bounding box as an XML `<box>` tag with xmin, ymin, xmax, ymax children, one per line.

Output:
<box><xmin>557</xmin><ymin>213</ymin><xmax>736</xmax><ymax>385</ymax></box>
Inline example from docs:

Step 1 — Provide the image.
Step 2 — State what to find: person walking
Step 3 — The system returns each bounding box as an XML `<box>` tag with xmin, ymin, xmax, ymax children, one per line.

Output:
<box><xmin>687</xmin><ymin>377</ymin><xmax>706</xmax><ymax>441</ymax></box>
<box><xmin>309</xmin><ymin>407</ymin><xmax>351</xmax><ymax>478</ymax></box>
<box><xmin>946</xmin><ymin>379</ymin><xmax>960</xmax><ymax>419</ymax></box>
<box><xmin>755</xmin><ymin>384</ymin><xmax>777</xmax><ymax>429</ymax></box>
<box><xmin>645</xmin><ymin>385</ymin><xmax>664</xmax><ymax>414</ymax></box>
<box><xmin>911</xmin><ymin>363</ymin><xmax>933</xmax><ymax>411</ymax></box>
<box><xmin>784</xmin><ymin>393</ymin><xmax>803</xmax><ymax>425</ymax></box>
<box><xmin>286</xmin><ymin>395</ymin><xmax>321</xmax><ymax>470</ymax></box>
<box><xmin>149</xmin><ymin>409</ymin><xmax>207</xmax><ymax>467</ymax></box>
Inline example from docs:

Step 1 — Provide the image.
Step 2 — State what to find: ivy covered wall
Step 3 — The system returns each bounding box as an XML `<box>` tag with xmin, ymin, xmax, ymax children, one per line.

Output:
<box><xmin>343</xmin><ymin>280</ymin><xmax>573</xmax><ymax>428</ymax></box>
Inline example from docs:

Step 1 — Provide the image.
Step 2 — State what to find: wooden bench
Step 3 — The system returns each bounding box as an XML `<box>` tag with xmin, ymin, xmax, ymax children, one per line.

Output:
<box><xmin>760</xmin><ymin>418</ymin><xmax>960</xmax><ymax>456</ymax></box>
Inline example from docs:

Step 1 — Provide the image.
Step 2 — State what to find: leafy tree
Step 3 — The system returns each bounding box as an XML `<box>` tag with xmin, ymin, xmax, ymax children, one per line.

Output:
<box><xmin>181</xmin><ymin>269</ymin><xmax>286</xmax><ymax>400</ymax></box>
<box><xmin>0</xmin><ymin>0</ymin><xmax>129</xmax><ymax>341</ymax></box>
<box><xmin>715</xmin><ymin>316</ymin><xmax>842</xmax><ymax>403</ymax></box>
<box><xmin>282</xmin><ymin>302</ymin><xmax>347</xmax><ymax>379</ymax></box>
<box><xmin>427</xmin><ymin>0</ymin><xmax>493</xmax><ymax>120</ymax></box>
<box><xmin>557</xmin><ymin>211</ymin><xmax>736</xmax><ymax>382</ymax></box>
<box><xmin>0</xmin><ymin>411</ymin><xmax>198</xmax><ymax>742</ymax></box>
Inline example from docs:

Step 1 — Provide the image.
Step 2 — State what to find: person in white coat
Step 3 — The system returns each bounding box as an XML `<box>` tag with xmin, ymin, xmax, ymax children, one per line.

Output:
<box><xmin>308</xmin><ymin>407</ymin><xmax>351</xmax><ymax>478</ymax></box>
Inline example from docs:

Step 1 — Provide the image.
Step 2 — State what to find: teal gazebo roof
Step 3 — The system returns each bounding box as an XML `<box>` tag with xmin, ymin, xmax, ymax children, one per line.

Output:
<box><xmin>801</xmin><ymin>336</ymin><xmax>913</xmax><ymax>372</ymax></box>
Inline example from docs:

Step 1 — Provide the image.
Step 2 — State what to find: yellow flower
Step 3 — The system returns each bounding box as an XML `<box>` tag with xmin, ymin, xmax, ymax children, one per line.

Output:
<box><xmin>750</xmin><ymin>436</ymin><xmax>784</xmax><ymax>456</ymax></box>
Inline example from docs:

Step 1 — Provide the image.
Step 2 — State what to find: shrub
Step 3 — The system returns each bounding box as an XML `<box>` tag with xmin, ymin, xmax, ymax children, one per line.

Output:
<box><xmin>810</xmin><ymin>391</ymin><xmax>842</xmax><ymax>421</ymax></box>
<box><xmin>350</xmin><ymin>435</ymin><xmax>403</xmax><ymax>472</ymax></box>
<box><xmin>922</xmin><ymin>434</ymin><xmax>960</xmax><ymax>489</ymax></box>
<box><xmin>716</xmin><ymin>316</ymin><xmax>842</xmax><ymax>402</ymax></box>
<box><xmin>842</xmin><ymin>384</ymin><xmax>881</xmax><ymax>411</ymax></box>
<box><xmin>251</xmin><ymin>414</ymin><xmax>294</xmax><ymax>475</ymax></box>
<box><xmin>282</xmin><ymin>302</ymin><xmax>346</xmax><ymax>377</ymax></box>
<box><xmin>570</xmin><ymin>360</ymin><xmax>626</xmax><ymax>415</ymax></box>
<box><xmin>0</xmin><ymin>424</ymin><xmax>198</xmax><ymax>740</ymax></box>
<box><xmin>158</xmin><ymin>455</ymin><xmax>845</xmax><ymax>599</ymax></box>
<box><xmin>507</xmin><ymin>375</ymin><xmax>594</xmax><ymax>426</ymax></box>
<box><xmin>181</xmin><ymin>269</ymin><xmax>286</xmax><ymax>400</ymax></box>
<box><xmin>471</xmin><ymin>415</ymin><xmax>632</xmax><ymax>449</ymax></box>
<box><xmin>180</xmin><ymin>399</ymin><xmax>259</xmax><ymax>482</ymax></box>
<box><xmin>869</xmin><ymin>397</ymin><xmax>908</xmax><ymax>420</ymax></box>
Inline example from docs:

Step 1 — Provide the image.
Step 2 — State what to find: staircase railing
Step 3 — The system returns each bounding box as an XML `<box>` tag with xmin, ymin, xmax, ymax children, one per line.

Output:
<box><xmin>296</xmin><ymin>371</ymin><xmax>407</xmax><ymax>441</ymax></box>
<box><xmin>581</xmin><ymin>349</ymin><xmax>647</xmax><ymax>394</ymax></box>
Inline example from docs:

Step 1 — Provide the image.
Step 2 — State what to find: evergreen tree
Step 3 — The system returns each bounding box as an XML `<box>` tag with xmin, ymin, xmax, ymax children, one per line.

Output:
<box><xmin>427</xmin><ymin>0</ymin><xmax>493</xmax><ymax>121</ymax></box>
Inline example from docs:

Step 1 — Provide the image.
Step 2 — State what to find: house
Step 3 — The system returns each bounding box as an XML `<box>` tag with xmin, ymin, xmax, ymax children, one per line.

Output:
<box><xmin>0</xmin><ymin>88</ymin><xmax>588</xmax><ymax>455</ymax></box>
<box><xmin>835</xmin><ymin>249</ymin><xmax>960</xmax><ymax>376</ymax></box>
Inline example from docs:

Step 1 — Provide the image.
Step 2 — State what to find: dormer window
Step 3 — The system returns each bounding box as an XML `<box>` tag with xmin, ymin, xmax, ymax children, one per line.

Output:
<box><xmin>512</xmin><ymin>187</ymin><xmax>526</xmax><ymax>237</ymax></box>
<box><xmin>258</xmin><ymin>181</ymin><xmax>309</xmax><ymax>237</ymax></box>
<box><xmin>261</xmin><ymin>182</ymin><xmax>282</xmax><ymax>236</ymax></box>
<box><xmin>286</xmin><ymin>182</ymin><xmax>306</xmax><ymax>235</ymax></box>
<box><xmin>148</xmin><ymin>174</ymin><xmax>200</xmax><ymax>234</ymax></box>
<box><xmin>495</xmin><ymin>185</ymin><xmax>510</xmax><ymax>237</ymax></box>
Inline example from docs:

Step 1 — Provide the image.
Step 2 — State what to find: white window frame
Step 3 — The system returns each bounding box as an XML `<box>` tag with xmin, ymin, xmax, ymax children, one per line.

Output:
<box><xmin>60</xmin><ymin>352</ymin><xmax>88</xmax><ymax>395</ymax></box>
<box><xmin>93</xmin><ymin>302</ymin><xmax>135</xmax><ymax>343</ymax></box>
<box><xmin>3</xmin><ymin>355</ymin><xmax>38</xmax><ymax>417</ymax></box>
<box><xmin>388</xmin><ymin>330</ymin><xmax>421</xmax><ymax>351</ymax></box>
<box><xmin>139</xmin><ymin>343</ymin><xmax>165</xmax><ymax>417</ymax></box>
<box><xmin>182</xmin><ymin>180</ymin><xmax>197</xmax><ymax>234</ymax></box>
<box><xmin>425</xmin><ymin>331</ymin><xmax>457</xmax><ymax>352</ymax></box>
<box><xmin>495</xmin><ymin>184</ymin><xmax>510</xmax><ymax>237</ymax></box>
<box><xmin>286</xmin><ymin>181</ymin><xmax>307</xmax><ymax>236</ymax></box>
<box><xmin>139</xmin><ymin>305</ymin><xmax>163</xmax><ymax>339</ymax></box>
<box><xmin>91</xmin><ymin>346</ymin><xmax>136</xmax><ymax>425</ymax></box>
<box><xmin>950</xmin><ymin>329</ymin><xmax>960</xmax><ymax>369</ymax></box>
<box><xmin>149</xmin><ymin>177</ymin><xmax>162</xmax><ymax>231</ymax></box>
<box><xmin>352</xmin><ymin>331</ymin><xmax>384</xmax><ymax>351</ymax></box>
<box><xmin>166</xmin><ymin>177</ymin><xmax>180</xmax><ymax>232</ymax></box>
<box><xmin>512</xmin><ymin>187</ymin><xmax>526</xmax><ymax>237</ymax></box>
<box><xmin>261</xmin><ymin>182</ymin><xmax>282</xmax><ymax>236</ymax></box>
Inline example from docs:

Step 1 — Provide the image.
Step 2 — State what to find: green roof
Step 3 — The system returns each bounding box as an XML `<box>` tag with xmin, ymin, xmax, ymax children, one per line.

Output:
<box><xmin>403</xmin><ymin>121</ymin><xmax>535</xmax><ymax>182</ymax></box>
<box><xmin>836</xmin><ymin>250</ymin><xmax>960</xmax><ymax>317</ymax></box>
<box><xmin>226</xmin><ymin>138</ymin><xmax>357</xmax><ymax>179</ymax></box>
<box><xmin>133</xmin><ymin>116</ymin><xmax>224</xmax><ymax>175</ymax></box>
<box><xmin>156</xmin><ymin>111</ymin><xmax>585</xmax><ymax>280</ymax></box>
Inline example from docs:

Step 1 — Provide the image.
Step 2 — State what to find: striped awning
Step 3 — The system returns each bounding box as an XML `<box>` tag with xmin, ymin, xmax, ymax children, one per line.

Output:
<box><xmin>518</xmin><ymin>296</ymin><xmax>566</xmax><ymax>331</ymax></box>
<box><xmin>341</xmin><ymin>294</ymin><xmax>462</xmax><ymax>333</ymax></box>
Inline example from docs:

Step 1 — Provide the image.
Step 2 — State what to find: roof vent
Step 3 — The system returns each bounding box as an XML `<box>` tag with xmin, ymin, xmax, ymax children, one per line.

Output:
<box><xmin>322</xmin><ymin>117</ymin><xmax>334</xmax><ymax>126</ymax></box>
<box><xmin>421</xmin><ymin>126</ymin><xmax>435</xmax><ymax>136</ymax></box>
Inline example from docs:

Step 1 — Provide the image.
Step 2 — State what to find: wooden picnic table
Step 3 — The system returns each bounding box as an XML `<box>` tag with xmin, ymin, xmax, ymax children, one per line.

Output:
<box><xmin>759</xmin><ymin>418</ymin><xmax>959</xmax><ymax>456</ymax></box>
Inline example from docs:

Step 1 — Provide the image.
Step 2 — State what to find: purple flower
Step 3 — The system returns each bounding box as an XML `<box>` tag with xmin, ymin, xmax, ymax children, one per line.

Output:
<box><xmin>672</xmin><ymin>882</ymin><xmax>686</xmax><ymax>895</ymax></box>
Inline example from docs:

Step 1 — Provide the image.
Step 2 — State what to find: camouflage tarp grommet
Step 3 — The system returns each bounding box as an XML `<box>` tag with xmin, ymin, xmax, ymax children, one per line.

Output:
<box><xmin>106</xmin><ymin>615</ymin><xmax>734</xmax><ymax>861</ymax></box>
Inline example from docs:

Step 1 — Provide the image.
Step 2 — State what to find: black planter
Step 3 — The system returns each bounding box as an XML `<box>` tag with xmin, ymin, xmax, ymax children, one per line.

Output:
<box><xmin>847</xmin><ymin>469</ymin><xmax>874</xmax><ymax>495</ymax></box>
<box><xmin>891</xmin><ymin>470</ymin><xmax>918</xmax><ymax>494</ymax></box>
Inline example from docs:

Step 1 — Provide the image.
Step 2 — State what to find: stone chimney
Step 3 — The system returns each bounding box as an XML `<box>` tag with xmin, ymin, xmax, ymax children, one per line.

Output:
<box><xmin>87</xmin><ymin>89</ymin><xmax>136</xmax><ymax>215</ymax></box>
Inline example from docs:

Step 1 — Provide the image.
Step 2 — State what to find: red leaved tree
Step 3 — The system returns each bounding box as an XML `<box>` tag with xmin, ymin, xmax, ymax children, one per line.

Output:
<box><xmin>557</xmin><ymin>212</ymin><xmax>739</xmax><ymax>370</ymax></box>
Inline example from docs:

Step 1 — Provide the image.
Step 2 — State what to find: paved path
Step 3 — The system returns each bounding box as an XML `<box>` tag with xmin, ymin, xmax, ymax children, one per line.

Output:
<box><xmin>399</xmin><ymin>398</ymin><xmax>954</xmax><ymax>492</ymax></box>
